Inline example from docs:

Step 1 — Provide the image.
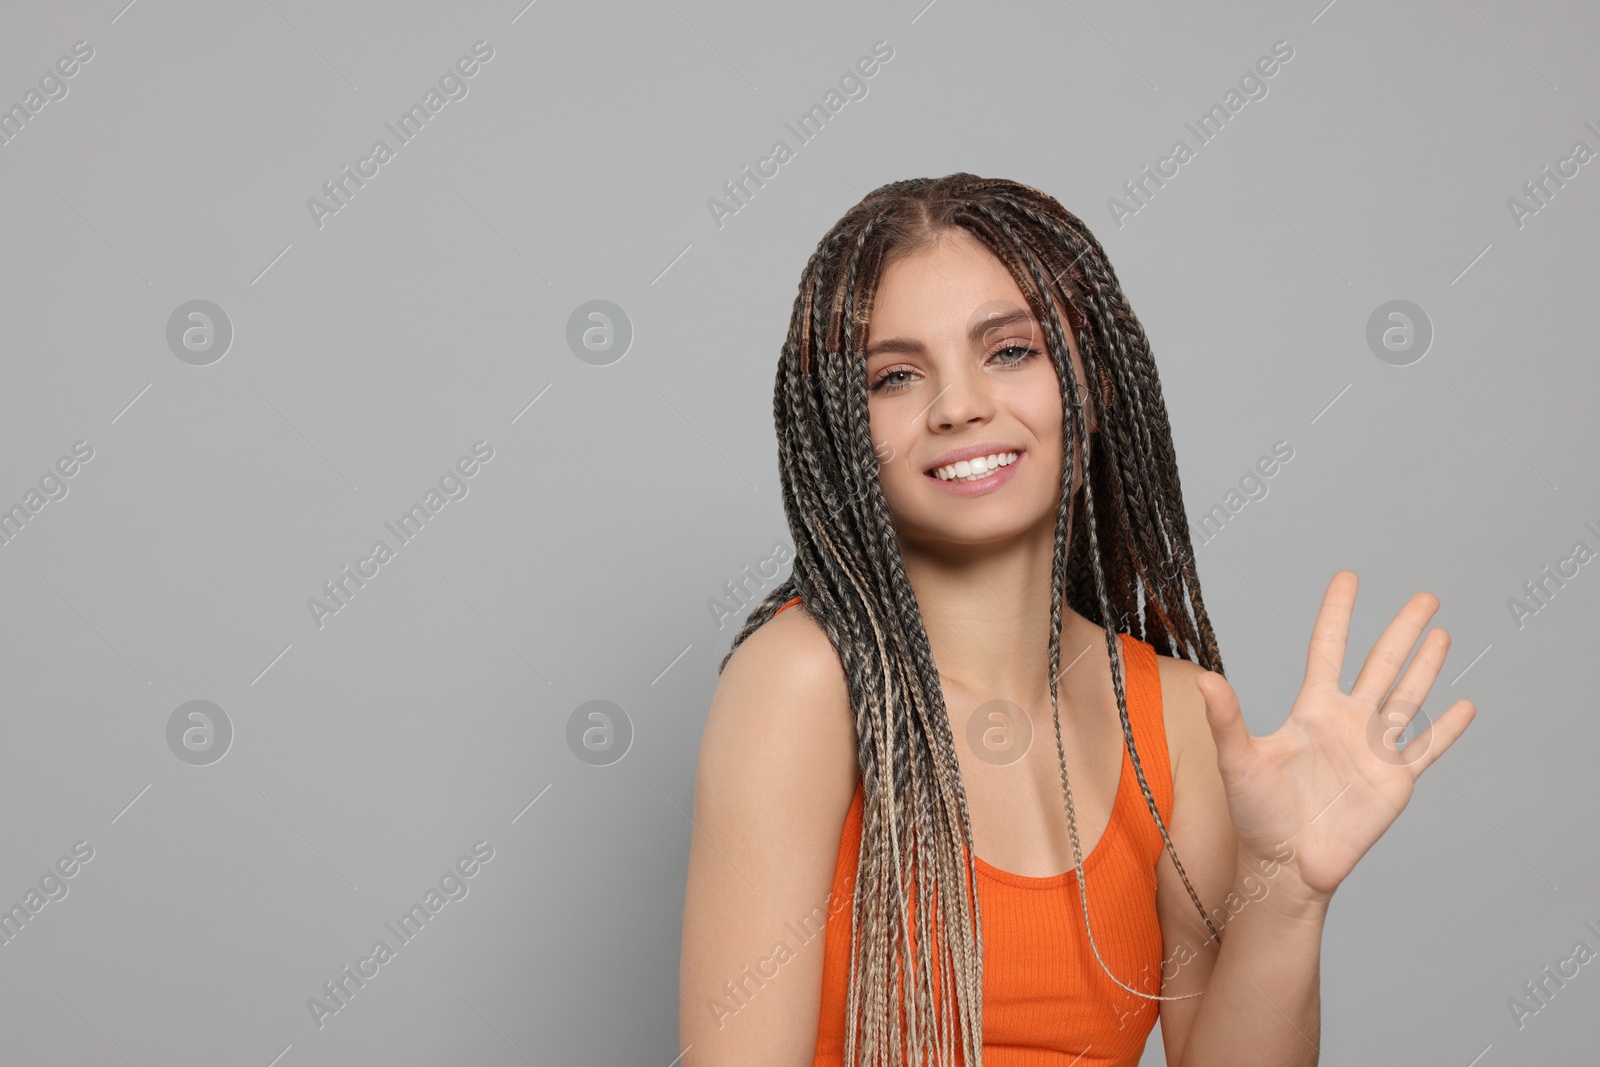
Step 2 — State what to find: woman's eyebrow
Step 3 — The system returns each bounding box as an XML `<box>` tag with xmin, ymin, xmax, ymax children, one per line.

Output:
<box><xmin>863</xmin><ymin>308</ymin><xmax>1038</xmax><ymax>359</ymax></box>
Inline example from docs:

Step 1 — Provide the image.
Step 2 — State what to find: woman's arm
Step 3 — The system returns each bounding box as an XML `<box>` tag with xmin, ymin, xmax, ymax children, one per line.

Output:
<box><xmin>1151</xmin><ymin>655</ymin><xmax>1326</xmax><ymax>1067</ymax></box>
<box><xmin>679</xmin><ymin>608</ymin><xmax>859</xmax><ymax>1067</ymax></box>
<box><xmin>1154</xmin><ymin>571</ymin><xmax>1476</xmax><ymax>1067</ymax></box>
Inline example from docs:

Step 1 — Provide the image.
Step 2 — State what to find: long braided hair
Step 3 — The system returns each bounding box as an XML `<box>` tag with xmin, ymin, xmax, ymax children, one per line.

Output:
<box><xmin>718</xmin><ymin>174</ymin><xmax>1227</xmax><ymax>1066</ymax></box>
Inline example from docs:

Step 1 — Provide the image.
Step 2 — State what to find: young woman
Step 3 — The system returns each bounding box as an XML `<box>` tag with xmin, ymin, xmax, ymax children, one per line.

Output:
<box><xmin>678</xmin><ymin>174</ymin><xmax>1476</xmax><ymax>1067</ymax></box>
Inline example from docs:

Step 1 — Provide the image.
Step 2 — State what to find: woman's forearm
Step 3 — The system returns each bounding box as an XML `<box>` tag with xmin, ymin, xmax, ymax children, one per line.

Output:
<box><xmin>1175</xmin><ymin>860</ymin><xmax>1329</xmax><ymax>1067</ymax></box>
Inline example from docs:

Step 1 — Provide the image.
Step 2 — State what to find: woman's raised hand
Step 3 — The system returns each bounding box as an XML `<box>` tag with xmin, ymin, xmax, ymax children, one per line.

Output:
<box><xmin>1193</xmin><ymin>570</ymin><xmax>1478</xmax><ymax>907</ymax></box>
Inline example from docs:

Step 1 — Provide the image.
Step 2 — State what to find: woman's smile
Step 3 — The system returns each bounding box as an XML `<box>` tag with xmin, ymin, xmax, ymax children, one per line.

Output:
<box><xmin>924</xmin><ymin>448</ymin><xmax>1026</xmax><ymax>496</ymax></box>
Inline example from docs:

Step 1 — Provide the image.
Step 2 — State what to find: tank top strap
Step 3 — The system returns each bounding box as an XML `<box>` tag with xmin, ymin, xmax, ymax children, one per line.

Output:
<box><xmin>771</xmin><ymin>591</ymin><xmax>812</xmax><ymax>617</ymax></box>
<box><xmin>1115</xmin><ymin>631</ymin><xmax>1175</xmax><ymax>828</ymax></box>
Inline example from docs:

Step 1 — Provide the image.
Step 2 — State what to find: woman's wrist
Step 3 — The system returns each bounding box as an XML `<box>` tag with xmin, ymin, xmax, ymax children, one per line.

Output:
<box><xmin>1232</xmin><ymin>852</ymin><xmax>1332</xmax><ymax>925</ymax></box>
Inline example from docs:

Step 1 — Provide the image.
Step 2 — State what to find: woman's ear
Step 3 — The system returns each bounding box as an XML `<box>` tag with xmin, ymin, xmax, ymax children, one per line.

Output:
<box><xmin>1088</xmin><ymin>369</ymin><xmax>1113</xmax><ymax>435</ymax></box>
<box><xmin>1073</xmin><ymin>374</ymin><xmax>1105</xmax><ymax>436</ymax></box>
<box><xmin>1062</xmin><ymin>329</ymin><xmax>1108</xmax><ymax>436</ymax></box>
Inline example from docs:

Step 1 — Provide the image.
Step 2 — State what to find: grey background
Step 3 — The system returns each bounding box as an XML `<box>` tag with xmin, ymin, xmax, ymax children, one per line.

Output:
<box><xmin>0</xmin><ymin>0</ymin><xmax>1594</xmax><ymax>1064</ymax></box>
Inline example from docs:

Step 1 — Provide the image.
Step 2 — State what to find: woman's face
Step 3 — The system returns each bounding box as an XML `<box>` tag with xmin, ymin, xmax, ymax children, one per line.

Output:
<box><xmin>862</xmin><ymin>228</ymin><xmax>1094</xmax><ymax>550</ymax></box>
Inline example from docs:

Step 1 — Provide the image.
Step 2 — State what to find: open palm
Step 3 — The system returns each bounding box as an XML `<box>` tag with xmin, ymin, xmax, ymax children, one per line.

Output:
<box><xmin>1194</xmin><ymin>570</ymin><xmax>1478</xmax><ymax>901</ymax></box>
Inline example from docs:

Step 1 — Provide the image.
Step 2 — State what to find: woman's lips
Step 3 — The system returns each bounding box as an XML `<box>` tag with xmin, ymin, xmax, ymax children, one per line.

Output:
<box><xmin>924</xmin><ymin>450</ymin><xmax>1024</xmax><ymax>497</ymax></box>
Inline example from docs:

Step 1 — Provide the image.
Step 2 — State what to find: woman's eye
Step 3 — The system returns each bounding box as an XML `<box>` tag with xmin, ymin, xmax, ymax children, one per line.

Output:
<box><xmin>991</xmin><ymin>344</ymin><xmax>1040</xmax><ymax>366</ymax></box>
<box><xmin>870</xmin><ymin>369</ymin><xmax>914</xmax><ymax>394</ymax></box>
<box><xmin>870</xmin><ymin>347</ymin><xmax>1040</xmax><ymax>395</ymax></box>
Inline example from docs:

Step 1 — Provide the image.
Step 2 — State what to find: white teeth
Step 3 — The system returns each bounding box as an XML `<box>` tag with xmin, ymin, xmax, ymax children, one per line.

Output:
<box><xmin>933</xmin><ymin>451</ymin><xmax>1019</xmax><ymax>482</ymax></box>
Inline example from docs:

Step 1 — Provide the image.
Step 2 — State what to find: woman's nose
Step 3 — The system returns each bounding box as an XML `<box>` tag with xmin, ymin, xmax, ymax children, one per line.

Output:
<box><xmin>928</xmin><ymin>365</ymin><xmax>994</xmax><ymax>428</ymax></box>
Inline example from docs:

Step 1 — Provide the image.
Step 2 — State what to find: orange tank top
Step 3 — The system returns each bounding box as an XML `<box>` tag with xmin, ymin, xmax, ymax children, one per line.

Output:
<box><xmin>771</xmin><ymin>594</ymin><xmax>1175</xmax><ymax>1067</ymax></box>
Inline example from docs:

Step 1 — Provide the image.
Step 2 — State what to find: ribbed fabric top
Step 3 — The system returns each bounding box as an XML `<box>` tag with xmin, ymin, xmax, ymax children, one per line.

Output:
<box><xmin>771</xmin><ymin>594</ymin><xmax>1175</xmax><ymax>1067</ymax></box>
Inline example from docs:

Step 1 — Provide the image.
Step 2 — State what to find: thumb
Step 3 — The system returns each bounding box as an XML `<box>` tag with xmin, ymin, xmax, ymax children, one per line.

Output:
<box><xmin>1196</xmin><ymin>670</ymin><xmax>1253</xmax><ymax>779</ymax></box>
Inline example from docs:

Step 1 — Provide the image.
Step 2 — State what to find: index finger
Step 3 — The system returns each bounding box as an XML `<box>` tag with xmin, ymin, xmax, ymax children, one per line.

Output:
<box><xmin>1305</xmin><ymin>570</ymin><xmax>1358</xmax><ymax>690</ymax></box>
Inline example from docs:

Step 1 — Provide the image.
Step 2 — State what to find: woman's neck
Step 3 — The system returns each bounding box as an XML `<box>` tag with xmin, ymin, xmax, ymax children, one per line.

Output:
<box><xmin>897</xmin><ymin>515</ymin><xmax>1106</xmax><ymax>711</ymax></box>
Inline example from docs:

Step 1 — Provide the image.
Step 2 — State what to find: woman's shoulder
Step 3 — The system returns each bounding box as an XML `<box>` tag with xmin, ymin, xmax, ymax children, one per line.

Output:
<box><xmin>698</xmin><ymin>599</ymin><xmax>859</xmax><ymax>826</ymax></box>
<box><xmin>736</xmin><ymin>598</ymin><xmax>852</xmax><ymax>711</ymax></box>
<box><xmin>1149</xmin><ymin>644</ymin><xmax>1215</xmax><ymax>800</ymax></box>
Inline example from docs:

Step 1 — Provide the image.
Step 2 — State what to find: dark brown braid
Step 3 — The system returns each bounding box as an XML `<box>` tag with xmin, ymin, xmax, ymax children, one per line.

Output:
<box><xmin>718</xmin><ymin>174</ymin><xmax>1228</xmax><ymax>1066</ymax></box>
